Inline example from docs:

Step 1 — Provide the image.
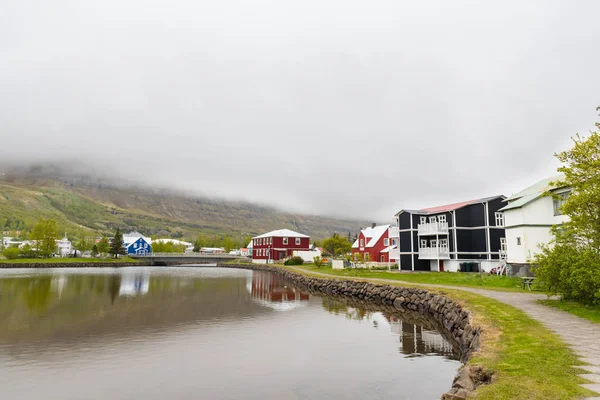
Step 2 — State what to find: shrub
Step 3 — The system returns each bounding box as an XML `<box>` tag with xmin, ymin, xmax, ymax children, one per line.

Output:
<box><xmin>534</xmin><ymin>243</ymin><xmax>600</xmax><ymax>305</ymax></box>
<box><xmin>284</xmin><ymin>256</ymin><xmax>304</xmax><ymax>266</ymax></box>
<box><xmin>2</xmin><ymin>247</ymin><xmax>20</xmax><ymax>260</ymax></box>
<box><xmin>313</xmin><ymin>256</ymin><xmax>323</xmax><ymax>268</ymax></box>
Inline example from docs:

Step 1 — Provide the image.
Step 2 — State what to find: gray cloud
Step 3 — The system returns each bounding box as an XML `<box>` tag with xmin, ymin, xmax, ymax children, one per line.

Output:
<box><xmin>1</xmin><ymin>0</ymin><xmax>599</xmax><ymax>221</ymax></box>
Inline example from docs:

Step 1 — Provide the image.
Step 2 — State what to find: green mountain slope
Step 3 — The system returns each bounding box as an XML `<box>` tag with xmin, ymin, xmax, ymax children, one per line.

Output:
<box><xmin>0</xmin><ymin>176</ymin><xmax>372</xmax><ymax>241</ymax></box>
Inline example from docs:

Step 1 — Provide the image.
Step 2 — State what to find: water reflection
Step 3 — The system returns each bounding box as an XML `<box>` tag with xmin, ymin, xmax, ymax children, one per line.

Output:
<box><xmin>0</xmin><ymin>268</ymin><xmax>461</xmax><ymax>400</ymax></box>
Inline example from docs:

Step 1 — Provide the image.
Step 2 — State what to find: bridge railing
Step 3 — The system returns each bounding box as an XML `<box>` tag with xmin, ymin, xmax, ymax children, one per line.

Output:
<box><xmin>133</xmin><ymin>252</ymin><xmax>238</xmax><ymax>258</ymax></box>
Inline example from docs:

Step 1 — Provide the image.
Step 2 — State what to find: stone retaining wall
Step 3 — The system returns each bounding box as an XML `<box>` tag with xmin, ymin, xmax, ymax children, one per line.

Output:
<box><xmin>221</xmin><ymin>263</ymin><xmax>488</xmax><ymax>399</ymax></box>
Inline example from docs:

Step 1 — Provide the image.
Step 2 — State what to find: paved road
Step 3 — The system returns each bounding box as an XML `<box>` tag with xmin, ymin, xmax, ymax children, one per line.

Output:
<box><xmin>288</xmin><ymin>267</ymin><xmax>600</xmax><ymax>398</ymax></box>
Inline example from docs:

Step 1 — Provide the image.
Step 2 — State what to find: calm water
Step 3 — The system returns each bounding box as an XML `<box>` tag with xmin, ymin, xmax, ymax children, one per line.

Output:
<box><xmin>0</xmin><ymin>267</ymin><xmax>460</xmax><ymax>399</ymax></box>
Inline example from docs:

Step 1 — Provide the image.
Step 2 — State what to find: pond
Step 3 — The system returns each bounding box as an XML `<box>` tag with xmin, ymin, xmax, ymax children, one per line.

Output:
<box><xmin>0</xmin><ymin>267</ymin><xmax>460</xmax><ymax>399</ymax></box>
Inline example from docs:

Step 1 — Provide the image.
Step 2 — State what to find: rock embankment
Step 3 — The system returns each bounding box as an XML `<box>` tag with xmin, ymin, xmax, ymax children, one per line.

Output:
<box><xmin>221</xmin><ymin>263</ymin><xmax>490</xmax><ymax>399</ymax></box>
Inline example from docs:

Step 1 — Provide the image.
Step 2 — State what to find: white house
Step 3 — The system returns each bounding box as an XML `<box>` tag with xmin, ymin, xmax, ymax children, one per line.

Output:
<box><xmin>498</xmin><ymin>175</ymin><xmax>570</xmax><ymax>267</ymax></box>
<box><xmin>56</xmin><ymin>237</ymin><xmax>72</xmax><ymax>257</ymax></box>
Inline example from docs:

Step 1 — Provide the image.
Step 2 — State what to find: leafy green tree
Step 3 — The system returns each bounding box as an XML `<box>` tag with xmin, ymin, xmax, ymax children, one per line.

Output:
<box><xmin>534</xmin><ymin>107</ymin><xmax>600</xmax><ymax>304</ymax></box>
<box><xmin>109</xmin><ymin>229</ymin><xmax>126</xmax><ymax>258</ymax></box>
<box><xmin>97</xmin><ymin>237</ymin><xmax>110</xmax><ymax>257</ymax></box>
<box><xmin>30</xmin><ymin>218</ymin><xmax>59</xmax><ymax>258</ymax></box>
<box><xmin>91</xmin><ymin>244</ymin><xmax>99</xmax><ymax>257</ymax></box>
<box><xmin>322</xmin><ymin>233</ymin><xmax>352</xmax><ymax>258</ymax></box>
<box><xmin>19</xmin><ymin>243</ymin><xmax>36</xmax><ymax>258</ymax></box>
<box><xmin>152</xmin><ymin>241</ymin><xmax>186</xmax><ymax>253</ymax></box>
<box><xmin>74</xmin><ymin>238</ymin><xmax>90</xmax><ymax>257</ymax></box>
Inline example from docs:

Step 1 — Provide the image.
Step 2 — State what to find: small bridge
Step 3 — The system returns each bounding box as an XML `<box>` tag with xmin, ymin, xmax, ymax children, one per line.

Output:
<box><xmin>130</xmin><ymin>252</ymin><xmax>241</xmax><ymax>266</ymax></box>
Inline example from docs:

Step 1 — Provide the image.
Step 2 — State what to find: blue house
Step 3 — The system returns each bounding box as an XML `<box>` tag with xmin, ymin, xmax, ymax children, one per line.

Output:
<box><xmin>126</xmin><ymin>236</ymin><xmax>152</xmax><ymax>255</ymax></box>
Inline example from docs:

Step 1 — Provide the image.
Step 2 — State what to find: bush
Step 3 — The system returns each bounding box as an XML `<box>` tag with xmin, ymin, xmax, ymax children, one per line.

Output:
<box><xmin>284</xmin><ymin>256</ymin><xmax>304</xmax><ymax>266</ymax></box>
<box><xmin>534</xmin><ymin>243</ymin><xmax>600</xmax><ymax>305</ymax></box>
<box><xmin>2</xmin><ymin>247</ymin><xmax>20</xmax><ymax>260</ymax></box>
<box><xmin>313</xmin><ymin>256</ymin><xmax>323</xmax><ymax>268</ymax></box>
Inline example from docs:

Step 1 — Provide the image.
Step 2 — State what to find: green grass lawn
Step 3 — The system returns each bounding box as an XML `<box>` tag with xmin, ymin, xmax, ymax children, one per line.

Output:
<box><xmin>0</xmin><ymin>257</ymin><xmax>140</xmax><ymax>264</ymax></box>
<box><xmin>540</xmin><ymin>299</ymin><xmax>600</xmax><ymax>324</ymax></box>
<box><xmin>292</xmin><ymin>264</ymin><xmax>528</xmax><ymax>292</ymax></box>
<box><xmin>272</xmin><ymin>264</ymin><xmax>594</xmax><ymax>399</ymax></box>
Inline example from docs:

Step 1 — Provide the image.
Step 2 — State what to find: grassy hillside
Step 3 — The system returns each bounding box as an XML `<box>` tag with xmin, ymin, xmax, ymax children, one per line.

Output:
<box><xmin>0</xmin><ymin>176</ymin><xmax>372</xmax><ymax>241</ymax></box>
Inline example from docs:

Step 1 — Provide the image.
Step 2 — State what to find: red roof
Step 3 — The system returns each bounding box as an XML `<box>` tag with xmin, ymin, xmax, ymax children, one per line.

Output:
<box><xmin>420</xmin><ymin>199</ymin><xmax>476</xmax><ymax>213</ymax></box>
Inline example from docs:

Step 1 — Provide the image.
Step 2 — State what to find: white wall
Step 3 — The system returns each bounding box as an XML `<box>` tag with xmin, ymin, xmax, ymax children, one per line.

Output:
<box><xmin>293</xmin><ymin>250</ymin><xmax>322</xmax><ymax>263</ymax></box>
<box><xmin>332</xmin><ymin>259</ymin><xmax>345</xmax><ymax>270</ymax></box>
<box><xmin>442</xmin><ymin>260</ymin><xmax>498</xmax><ymax>273</ymax></box>
<box><xmin>504</xmin><ymin>196</ymin><xmax>569</xmax><ymax>263</ymax></box>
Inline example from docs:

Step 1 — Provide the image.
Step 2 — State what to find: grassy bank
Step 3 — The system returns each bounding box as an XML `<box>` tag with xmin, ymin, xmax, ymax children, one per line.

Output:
<box><xmin>269</xmin><ymin>264</ymin><xmax>593</xmax><ymax>399</ymax></box>
<box><xmin>540</xmin><ymin>299</ymin><xmax>600</xmax><ymax>324</ymax></box>
<box><xmin>0</xmin><ymin>257</ymin><xmax>140</xmax><ymax>264</ymax></box>
<box><xmin>291</xmin><ymin>264</ymin><xmax>528</xmax><ymax>292</ymax></box>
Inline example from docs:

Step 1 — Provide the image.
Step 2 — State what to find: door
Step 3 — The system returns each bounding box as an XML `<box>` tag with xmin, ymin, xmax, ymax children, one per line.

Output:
<box><xmin>279</xmin><ymin>251</ymin><xmax>285</xmax><ymax>260</ymax></box>
<box><xmin>439</xmin><ymin>260</ymin><xmax>444</xmax><ymax>272</ymax></box>
<box><xmin>380</xmin><ymin>255</ymin><xmax>385</xmax><ymax>262</ymax></box>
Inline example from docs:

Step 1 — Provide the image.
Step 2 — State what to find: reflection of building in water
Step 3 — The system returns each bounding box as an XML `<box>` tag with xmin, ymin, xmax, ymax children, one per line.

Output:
<box><xmin>247</xmin><ymin>271</ymin><xmax>309</xmax><ymax>311</ymax></box>
<box><xmin>388</xmin><ymin>316</ymin><xmax>454</xmax><ymax>356</ymax></box>
<box><xmin>119</xmin><ymin>273</ymin><xmax>150</xmax><ymax>296</ymax></box>
<box><xmin>51</xmin><ymin>275</ymin><xmax>68</xmax><ymax>299</ymax></box>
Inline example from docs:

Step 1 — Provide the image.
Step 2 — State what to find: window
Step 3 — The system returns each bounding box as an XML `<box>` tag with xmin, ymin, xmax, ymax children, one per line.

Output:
<box><xmin>359</xmin><ymin>239</ymin><xmax>364</xmax><ymax>247</ymax></box>
<box><xmin>420</xmin><ymin>239</ymin><xmax>427</xmax><ymax>248</ymax></box>
<box><xmin>500</xmin><ymin>238</ymin><xmax>507</xmax><ymax>251</ymax></box>
<box><xmin>392</xmin><ymin>238</ymin><xmax>398</xmax><ymax>246</ymax></box>
<box><xmin>380</xmin><ymin>255</ymin><xmax>385</xmax><ymax>262</ymax></box>
<box><xmin>440</xmin><ymin>239</ymin><xmax>448</xmax><ymax>248</ymax></box>
<box><xmin>553</xmin><ymin>192</ymin><xmax>569</xmax><ymax>216</ymax></box>
<box><xmin>420</xmin><ymin>217</ymin><xmax>427</xmax><ymax>224</ymax></box>
<box><xmin>495</xmin><ymin>212</ymin><xmax>504</xmax><ymax>227</ymax></box>
<box><xmin>383</xmin><ymin>238</ymin><xmax>389</xmax><ymax>246</ymax></box>
<box><xmin>295</xmin><ymin>238</ymin><xmax>301</xmax><ymax>245</ymax></box>
<box><xmin>438</xmin><ymin>215</ymin><xmax>446</xmax><ymax>224</ymax></box>
<box><xmin>364</xmin><ymin>253</ymin><xmax>370</xmax><ymax>261</ymax></box>
<box><xmin>429</xmin><ymin>216</ymin><xmax>437</xmax><ymax>223</ymax></box>
<box><xmin>516</xmin><ymin>237</ymin><xmax>521</xmax><ymax>246</ymax></box>
<box><xmin>144</xmin><ymin>243</ymin><xmax>148</xmax><ymax>249</ymax></box>
<box><xmin>283</xmin><ymin>237</ymin><xmax>288</xmax><ymax>245</ymax></box>
<box><xmin>430</xmin><ymin>239</ymin><xmax>438</xmax><ymax>248</ymax></box>
<box><xmin>134</xmin><ymin>243</ymin><xmax>137</xmax><ymax>249</ymax></box>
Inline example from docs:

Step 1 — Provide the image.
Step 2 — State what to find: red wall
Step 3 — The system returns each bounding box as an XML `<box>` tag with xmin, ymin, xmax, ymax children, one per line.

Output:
<box><xmin>352</xmin><ymin>230</ymin><xmax>390</xmax><ymax>262</ymax></box>
<box><xmin>252</xmin><ymin>236</ymin><xmax>310</xmax><ymax>261</ymax></box>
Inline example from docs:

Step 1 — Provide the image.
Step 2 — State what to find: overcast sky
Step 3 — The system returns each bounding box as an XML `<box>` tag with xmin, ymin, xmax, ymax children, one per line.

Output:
<box><xmin>1</xmin><ymin>0</ymin><xmax>599</xmax><ymax>221</ymax></box>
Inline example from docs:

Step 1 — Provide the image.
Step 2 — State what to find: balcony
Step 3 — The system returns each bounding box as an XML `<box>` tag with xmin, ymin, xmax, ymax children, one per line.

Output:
<box><xmin>418</xmin><ymin>246</ymin><xmax>450</xmax><ymax>260</ymax></box>
<box><xmin>417</xmin><ymin>222</ymin><xmax>449</xmax><ymax>236</ymax></box>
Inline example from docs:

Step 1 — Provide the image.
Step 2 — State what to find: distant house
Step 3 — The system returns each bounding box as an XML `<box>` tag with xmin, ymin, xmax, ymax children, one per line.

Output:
<box><xmin>240</xmin><ymin>248</ymin><xmax>249</xmax><ymax>257</ymax></box>
<box><xmin>395</xmin><ymin>195</ymin><xmax>506</xmax><ymax>272</ymax></box>
<box><xmin>247</xmin><ymin>240</ymin><xmax>253</xmax><ymax>257</ymax></box>
<box><xmin>123</xmin><ymin>231</ymin><xmax>152</xmax><ymax>255</ymax></box>
<box><xmin>352</xmin><ymin>224</ymin><xmax>399</xmax><ymax>263</ymax></box>
<box><xmin>252</xmin><ymin>229</ymin><xmax>310</xmax><ymax>264</ymax></box>
<box><xmin>200</xmin><ymin>247</ymin><xmax>226</xmax><ymax>254</ymax></box>
<box><xmin>56</xmin><ymin>237</ymin><xmax>72</xmax><ymax>257</ymax></box>
<box><xmin>498</xmin><ymin>175</ymin><xmax>569</xmax><ymax>270</ymax></box>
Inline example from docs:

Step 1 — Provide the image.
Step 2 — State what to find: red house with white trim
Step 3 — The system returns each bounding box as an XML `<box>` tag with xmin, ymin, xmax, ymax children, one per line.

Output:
<box><xmin>352</xmin><ymin>224</ymin><xmax>399</xmax><ymax>263</ymax></box>
<box><xmin>252</xmin><ymin>229</ymin><xmax>310</xmax><ymax>264</ymax></box>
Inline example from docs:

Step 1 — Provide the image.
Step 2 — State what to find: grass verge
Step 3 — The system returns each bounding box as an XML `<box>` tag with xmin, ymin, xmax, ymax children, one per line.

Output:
<box><xmin>292</xmin><ymin>264</ymin><xmax>531</xmax><ymax>292</ymax></box>
<box><xmin>274</xmin><ymin>264</ymin><xmax>594</xmax><ymax>399</ymax></box>
<box><xmin>0</xmin><ymin>257</ymin><xmax>140</xmax><ymax>264</ymax></box>
<box><xmin>540</xmin><ymin>299</ymin><xmax>600</xmax><ymax>324</ymax></box>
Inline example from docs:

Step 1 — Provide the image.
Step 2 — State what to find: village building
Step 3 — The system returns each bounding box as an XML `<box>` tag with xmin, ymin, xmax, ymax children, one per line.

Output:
<box><xmin>123</xmin><ymin>231</ymin><xmax>152</xmax><ymax>255</ymax></box>
<box><xmin>351</xmin><ymin>224</ymin><xmax>399</xmax><ymax>264</ymax></box>
<box><xmin>251</xmin><ymin>229</ymin><xmax>310</xmax><ymax>264</ymax></box>
<box><xmin>395</xmin><ymin>195</ymin><xmax>506</xmax><ymax>272</ymax></box>
<box><xmin>498</xmin><ymin>175</ymin><xmax>569</xmax><ymax>272</ymax></box>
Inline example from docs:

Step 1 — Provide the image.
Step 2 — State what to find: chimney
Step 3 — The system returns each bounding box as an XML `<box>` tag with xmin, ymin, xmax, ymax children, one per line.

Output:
<box><xmin>371</xmin><ymin>223</ymin><xmax>376</xmax><ymax>229</ymax></box>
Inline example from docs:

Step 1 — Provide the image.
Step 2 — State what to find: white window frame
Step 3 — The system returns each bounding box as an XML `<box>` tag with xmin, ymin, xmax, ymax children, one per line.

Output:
<box><xmin>420</xmin><ymin>239</ymin><xmax>427</xmax><ymax>248</ymax></box>
<box><xmin>359</xmin><ymin>239</ymin><xmax>364</xmax><ymax>247</ymax></box>
<box><xmin>430</xmin><ymin>239</ymin><xmax>438</xmax><ymax>248</ymax></box>
<box><xmin>516</xmin><ymin>237</ymin><xmax>522</xmax><ymax>246</ymax></box>
<box><xmin>392</xmin><ymin>238</ymin><xmax>398</xmax><ymax>246</ymax></box>
<box><xmin>495</xmin><ymin>212</ymin><xmax>504</xmax><ymax>227</ymax></box>
<box><xmin>134</xmin><ymin>243</ymin><xmax>137</xmax><ymax>249</ymax></box>
<box><xmin>429</xmin><ymin>216</ymin><xmax>437</xmax><ymax>223</ymax></box>
<box><xmin>438</xmin><ymin>215</ymin><xmax>446</xmax><ymax>224</ymax></box>
<box><xmin>553</xmin><ymin>192</ymin><xmax>569</xmax><ymax>216</ymax></box>
<box><xmin>283</xmin><ymin>237</ymin><xmax>288</xmax><ymax>245</ymax></box>
<box><xmin>420</xmin><ymin>216</ymin><xmax>427</xmax><ymax>225</ymax></box>
<box><xmin>500</xmin><ymin>238</ymin><xmax>507</xmax><ymax>251</ymax></box>
<box><xmin>383</xmin><ymin>238</ymin><xmax>389</xmax><ymax>246</ymax></box>
<box><xmin>364</xmin><ymin>253</ymin><xmax>370</xmax><ymax>261</ymax></box>
<box><xmin>295</xmin><ymin>237</ymin><xmax>301</xmax><ymax>245</ymax></box>
<box><xmin>439</xmin><ymin>238</ymin><xmax>448</xmax><ymax>248</ymax></box>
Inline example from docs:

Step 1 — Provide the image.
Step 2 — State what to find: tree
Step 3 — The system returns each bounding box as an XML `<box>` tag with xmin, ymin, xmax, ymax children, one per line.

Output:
<box><xmin>109</xmin><ymin>229</ymin><xmax>126</xmax><ymax>258</ymax></box>
<box><xmin>322</xmin><ymin>233</ymin><xmax>352</xmax><ymax>258</ymax></box>
<box><xmin>97</xmin><ymin>237</ymin><xmax>110</xmax><ymax>257</ymax></box>
<box><xmin>30</xmin><ymin>218</ymin><xmax>59</xmax><ymax>258</ymax></box>
<box><xmin>534</xmin><ymin>107</ymin><xmax>600</xmax><ymax>305</ymax></box>
<box><xmin>74</xmin><ymin>238</ymin><xmax>91</xmax><ymax>258</ymax></box>
<box><xmin>91</xmin><ymin>244</ymin><xmax>99</xmax><ymax>258</ymax></box>
<box><xmin>2</xmin><ymin>247</ymin><xmax>20</xmax><ymax>260</ymax></box>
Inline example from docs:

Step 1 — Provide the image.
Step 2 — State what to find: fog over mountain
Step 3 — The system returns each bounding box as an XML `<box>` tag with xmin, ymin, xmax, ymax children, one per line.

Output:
<box><xmin>1</xmin><ymin>0</ymin><xmax>600</xmax><ymax>220</ymax></box>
